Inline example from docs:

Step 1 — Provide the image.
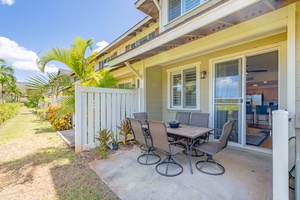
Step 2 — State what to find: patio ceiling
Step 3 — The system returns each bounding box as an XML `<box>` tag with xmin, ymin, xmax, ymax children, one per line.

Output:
<box><xmin>105</xmin><ymin>0</ymin><xmax>295</xmax><ymax>71</ymax></box>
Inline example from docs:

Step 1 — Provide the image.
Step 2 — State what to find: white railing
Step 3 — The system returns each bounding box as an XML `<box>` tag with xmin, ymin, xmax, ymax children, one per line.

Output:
<box><xmin>75</xmin><ymin>84</ymin><xmax>140</xmax><ymax>152</ymax></box>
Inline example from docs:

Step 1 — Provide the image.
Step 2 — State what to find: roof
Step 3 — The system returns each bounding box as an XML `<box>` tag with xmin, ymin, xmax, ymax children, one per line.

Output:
<box><xmin>57</xmin><ymin>69</ymin><xmax>73</xmax><ymax>76</ymax></box>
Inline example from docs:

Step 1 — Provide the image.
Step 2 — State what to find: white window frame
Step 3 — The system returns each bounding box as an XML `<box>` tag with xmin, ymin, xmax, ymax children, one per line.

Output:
<box><xmin>167</xmin><ymin>63</ymin><xmax>200</xmax><ymax>110</ymax></box>
<box><xmin>118</xmin><ymin>79</ymin><xmax>133</xmax><ymax>89</ymax></box>
<box><xmin>168</xmin><ymin>0</ymin><xmax>209</xmax><ymax>22</ymax></box>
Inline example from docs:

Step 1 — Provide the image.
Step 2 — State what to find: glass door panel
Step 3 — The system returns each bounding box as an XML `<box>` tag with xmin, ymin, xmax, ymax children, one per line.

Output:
<box><xmin>213</xmin><ymin>59</ymin><xmax>242</xmax><ymax>144</ymax></box>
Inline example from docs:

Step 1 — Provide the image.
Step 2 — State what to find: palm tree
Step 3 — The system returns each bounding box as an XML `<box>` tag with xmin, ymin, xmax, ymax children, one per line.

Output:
<box><xmin>0</xmin><ymin>59</ymin><xmax>16</xmax><ymax>103</ymax></box>
<box><xmin>31</xmin><ymin>37</ymin><xmax>117</xmax><ymax>120</ymax></box>
<box><xmin>37</xmin><ymin>37</ymin><xmax>101</xmax><ymax>86</ymax></box>
<box><xmin>26</xmin><ymin>72</ymin><xmax>71</xmax><ymax>103</ymax></box>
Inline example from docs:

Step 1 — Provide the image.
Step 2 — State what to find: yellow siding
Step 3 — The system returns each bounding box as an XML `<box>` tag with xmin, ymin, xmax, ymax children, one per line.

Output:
<box><xmin>146</xmin><ymin>66</ymin><xmax>163</xmax><ymax>120</ymax></box>
<box><xmin>99</xmin><ymin>21</ymin><xmax>159</xmax><ymax>63</ymax></box>
<box><xmin>160</xmin><ymin>33</ymin><xmax>287</xmax><ymax>122</ymax></box>
<box><xmin>296</xmin><ymin>2</ymin><xmax>300</xmax><ymax>114</ymax></box>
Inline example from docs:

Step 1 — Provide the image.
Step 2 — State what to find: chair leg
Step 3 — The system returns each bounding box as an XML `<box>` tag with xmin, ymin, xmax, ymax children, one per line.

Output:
<box><xmin>137</xmin><ymin>147</ymin><xmax>161</xmax><ymax>165</ymax></box>
<box><xmin>155</xmin><ymin>155</ymin><xmax>183</xmax><ymax>177</ymax></box>
<box><xmin>195</xmin><ymin>154</ymin><xmax>225</xmax><ymax>175</ymax></box>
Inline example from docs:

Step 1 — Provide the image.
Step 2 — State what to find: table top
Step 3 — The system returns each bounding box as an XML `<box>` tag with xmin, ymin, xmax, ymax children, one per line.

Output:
<box><xmin>142</xmin><ymin>124</ymin><xmax>213</xmax><ymax>139</ymax></box>
<box><xmin>166</xmin><ymin>124</ymin><xmax>213</xmax><ymax>139</ymax></box>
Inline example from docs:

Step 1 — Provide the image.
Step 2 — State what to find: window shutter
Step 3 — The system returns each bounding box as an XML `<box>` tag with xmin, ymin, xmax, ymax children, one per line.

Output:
<box><xmin>172</xmin><ymin>73</ymin><xmax>182</xmax><ymax>107</ymax></box>
<box><xmin>183</xmin><ymin>69</ymin><xmax>196</xmax><ymax>107</ymax></box>
<box><xmin>169</xmin><ymin>0</ymin><xmax>181</xmax><ymax>21</ymax></box>
<box><xmin>185</xmin><ymin>0</ymin><xmax>200</xmax><ymax>12</ymax></box>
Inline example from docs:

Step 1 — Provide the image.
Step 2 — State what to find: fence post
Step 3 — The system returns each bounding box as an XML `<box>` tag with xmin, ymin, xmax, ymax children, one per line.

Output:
<box><xmin>272</xmin><ymin>110</ymin><xmax>289</xmax><ymax>200</ymax></box>
<box><xmin>75</xmin><ymin>83</ymin><xmax>82</xmax><ymax>153</ymax></box>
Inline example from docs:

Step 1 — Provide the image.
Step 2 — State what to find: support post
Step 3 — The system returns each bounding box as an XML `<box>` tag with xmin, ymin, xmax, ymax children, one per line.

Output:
<box><xmin>272</xmin><ymin>110</ymin><xmax>289</xmax><ymax>200</ymax></box>
<box><xmin>75</xmin><ymin>83</ymin><xmax>82</xmax><ymax>153</ymax></box>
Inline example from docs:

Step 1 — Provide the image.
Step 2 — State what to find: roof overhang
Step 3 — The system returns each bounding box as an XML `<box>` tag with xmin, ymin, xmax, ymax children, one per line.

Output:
<box><xmin>106</xmin><ymin>0</ymin><xmax>295</xmax><ymax>71</ymax></box>
<box><xmin>135</xmin><ymin>0</ymin><xmax>160</xmax><ymax>18</ymax></box>
<box><xmin>96</xmin><ymin>16</ymin><xmax>156</xmax><ymax>59</ymax></box>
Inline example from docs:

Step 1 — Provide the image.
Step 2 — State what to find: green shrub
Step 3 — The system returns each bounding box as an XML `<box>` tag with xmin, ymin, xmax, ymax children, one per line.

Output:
<box><xmin>24</xmin><ymin>99</ymin><xmax>38</xmax><ymax>108</ymax></box>
<box><xmin>46</xmin><ymin>105</ymin><xmax>72</xmax><ymax>131</ymax></box>
<box><xmin>0</xmin><ymin>103</ymin><xmax>22</xmax><ymax>125</ymax></box>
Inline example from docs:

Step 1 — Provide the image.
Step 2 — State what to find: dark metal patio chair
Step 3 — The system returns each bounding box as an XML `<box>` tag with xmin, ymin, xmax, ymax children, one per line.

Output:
<box><xmin>193</xmin><ymin>120</ymin><xmax>235</xmax><ymax>175</ymax></box>
<box><xmin>187</xmin><ymin>113</ymin><xmax>211</xmax><ymax>157</ymax></box>
<box><xmin>128</xmin><ymin>118</ymin><xmax>160</xmax><ymax>165</ymax></box>
<box><xmin>190</xmin><ymin>112</ymin><xmax>210</xmax><ymax>140</ymax></box>
<box><xmin>146</xmin><ymin>120</ymin><xmax>185</xmax><ymax>177</ymax></box>
<box><xmin>176</xmin><ymin>111</ymin><xmax>191</xmax><ymax>125</ymax></box>
<box><xmin>133</xmin><ymin>112</ymin><xmax>148</xmax><ymax>125</ymax></box>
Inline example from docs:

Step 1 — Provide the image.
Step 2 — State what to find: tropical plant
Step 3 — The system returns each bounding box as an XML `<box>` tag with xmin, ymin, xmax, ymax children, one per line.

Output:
<box><xmin>95</xmin><ymin>129</ymin><xmax>112</xmax><ymax>158</ymax></box>
<box><xmin>116</xmin><ymin>119</ymin><xmax>132</xmax><ymax>144</ymax></box>
<box><xmin>37</xmin><ymin>37</ymin><xmax>99</xmax><ymax>86</ymax></box>
<box><xmin>31</xmin><ymin>37</ymin><xmax>117</xmax><ymax>120</ymax></box>
<box><xmin>26</xmin><ymin>72</ymin><xmax>71</xmax><ymax>106</ymax></box>
<box><xmin>0</xmin><ymin>59</ymin><xmax>17</xmax><ymax>104</ymax></box>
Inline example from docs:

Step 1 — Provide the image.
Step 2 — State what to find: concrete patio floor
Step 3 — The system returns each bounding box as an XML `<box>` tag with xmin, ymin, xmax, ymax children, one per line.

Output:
<box><xmin>89</xmin><ymin>145</ymin><xmax>274</xmax><ymax>200</ymax></box>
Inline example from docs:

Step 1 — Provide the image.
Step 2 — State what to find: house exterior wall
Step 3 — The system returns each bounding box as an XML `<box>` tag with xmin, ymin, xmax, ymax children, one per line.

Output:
<box><xmin>160</xmin><ymin>0</ymin><xmax>224</xmax><ymax>32</ymax></box>
<box><xmin>160</xmin><ymin>33</ymin><xmax>287</xmax><ymax>122</ymax></box>
<box><xmin>96</xmin><ymin>21</ymin><xmax>159</xmax><ymax>67</ymax></box>
<box><xmin>146</xmin><ymin>66</ymin><xmax>163</xmax><ymax>120</ymax></box>
<box><xmin>295</xmin><ymin>2</ymin><xmax>300</xmax><ymax>199</ymax></box>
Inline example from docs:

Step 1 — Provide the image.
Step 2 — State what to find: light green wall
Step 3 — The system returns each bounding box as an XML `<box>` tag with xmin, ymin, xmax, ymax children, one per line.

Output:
<box><xmin>146</xmin><ymin>66</ymin><xmax>163</xmax><ymax>120</ymax></box>
<box><xmin>160</xmin><ymin>33</ymin><xmax>287</xmax><ymax>122</ymax></box>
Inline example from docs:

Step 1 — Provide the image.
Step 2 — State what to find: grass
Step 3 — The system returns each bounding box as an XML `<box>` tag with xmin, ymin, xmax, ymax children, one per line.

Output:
<box><xmin>0</xmin><ymin>106</ymin><xmax>119</xmax><ymax>200</ymax></box>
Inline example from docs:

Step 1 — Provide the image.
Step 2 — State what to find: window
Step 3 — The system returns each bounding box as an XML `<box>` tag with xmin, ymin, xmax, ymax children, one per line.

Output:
<box><xmin>169</xmin><ymin>67</ymin><xmax>198</xmax><ymax>109</ymax></box>
<box><xmin>169</xmin><ymin>0</ymin><xmax>208</xmax><ymax>21</ymax></box>
<box><xmin>169</xmin><ymin>0</ymin><xmax>181</xmax><ymax>21</ymax></box>
<box><xmin>130</xmin><ymin>32</ymin><xmax>157</xmax><ymax>50</ymax></box>
<box><xmin>118</xmin><ymin>82</ymin><xmax>132</xmax><ymax>89</ymax></box>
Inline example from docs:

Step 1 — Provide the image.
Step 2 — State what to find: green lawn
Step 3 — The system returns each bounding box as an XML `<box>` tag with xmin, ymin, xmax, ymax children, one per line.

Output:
<box><xmin>0</xmin><ymin>106</ymin><xmax>118</xmax><ymax>200</ymax></box>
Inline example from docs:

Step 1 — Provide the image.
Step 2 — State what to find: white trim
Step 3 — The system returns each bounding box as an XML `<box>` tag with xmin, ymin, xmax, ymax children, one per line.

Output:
<box><xmin>110</xmin><ymin>0</ymin><xmax>267</xmax><ymax>68</ymax></box>
<box><xmin>167</xmin><ymin>63</ymin><xmax>200</xmax><ymax>110</ymax></box>
<box><xmin>166</xmin><ymin>0</ymin><xmax>222</xmax><ymax>28</ymax></box>
<box><xmin>118</xmin><ymin>79</ymin><xmax>133</xmax><ymax>84</ymax></box>
<box><xmin>209</xmin><ymin>43</ymin><xmax>283</xmax><ymax>153</ymax></box>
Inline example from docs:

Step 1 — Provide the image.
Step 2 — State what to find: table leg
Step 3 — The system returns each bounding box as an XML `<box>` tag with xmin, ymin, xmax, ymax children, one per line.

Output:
<box><xmin>185</xmin><ymin>138</ymin><xmax>193</xmax><ymax>174</ymax></box>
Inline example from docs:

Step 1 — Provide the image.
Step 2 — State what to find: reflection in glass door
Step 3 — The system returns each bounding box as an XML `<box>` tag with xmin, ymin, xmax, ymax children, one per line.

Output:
<box><xmin>213</xmin><ymin>59</ymin><xmax>243</xmax><ymax>144</ymax></box>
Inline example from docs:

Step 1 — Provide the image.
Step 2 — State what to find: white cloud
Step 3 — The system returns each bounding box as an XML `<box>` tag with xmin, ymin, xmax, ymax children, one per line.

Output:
<box><xmin>1</xmin><ymin>0</ymin><xmax>15</xmax><ymax>6</ymax></box>
<box><xmin>44</xmin><ymin>64</ymin><xmax>58</xmax><ymax>73</ymax></box>
<box><xmin>0</xmin><ymin>36</ymin><xmax>40</xmax><ymax>71</ymax></box>
<box><xmin>0</xmin><ymin>36</ymin><xmax>58</xmax><ymax>74</ymax></box>
<box><xmin>94</xmin><ymin>40</ymin><xmax>109</xmax><ymax>52</ymax></box>
<box><xmin>217</xmin><ymin>77</ymin><xmax>238</xmax><ymax>87</ymax></box>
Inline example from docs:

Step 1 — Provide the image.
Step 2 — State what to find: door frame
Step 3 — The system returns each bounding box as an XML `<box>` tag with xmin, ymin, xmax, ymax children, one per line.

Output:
<box><xmin>209</xmin><ymin>44</ymin><xmax>282</xmax><ymax>154</ymax></box>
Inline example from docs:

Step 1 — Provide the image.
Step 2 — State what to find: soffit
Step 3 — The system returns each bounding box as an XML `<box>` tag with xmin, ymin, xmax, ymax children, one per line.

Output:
<box><xmin>135</xmin><ymin>0</ymin><xmax>159</xmax><ymax>18</ymax></box>
<box><xmin>96</xmin><ymin>16</ymin><xmax>156</xmax><ymax>59</ymax></box>
<box><xmin>108</xmin><ymin>0</ymin><xmax>295</xmax><ymax>70</ymax></box>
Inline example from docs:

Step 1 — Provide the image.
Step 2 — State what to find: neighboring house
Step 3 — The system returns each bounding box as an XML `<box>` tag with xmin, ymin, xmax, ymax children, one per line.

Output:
<box><xmin>92</xmin><ymin>0</ymin><xmax>299</xmax><ymax>198</ymax></box>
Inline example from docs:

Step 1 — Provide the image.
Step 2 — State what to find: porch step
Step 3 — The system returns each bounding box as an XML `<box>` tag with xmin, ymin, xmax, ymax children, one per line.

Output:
<box><xmin>57</xmin><ymin>129</ymin><xmax>75</xmax><ymax>149</ymax></box>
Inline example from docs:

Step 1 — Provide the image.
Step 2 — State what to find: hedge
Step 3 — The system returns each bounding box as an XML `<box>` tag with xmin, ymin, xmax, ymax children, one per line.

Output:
<box><xmin>0</xmin><ymin>103</ymin><xmax>22</xmax><ymax>125</ymax></box>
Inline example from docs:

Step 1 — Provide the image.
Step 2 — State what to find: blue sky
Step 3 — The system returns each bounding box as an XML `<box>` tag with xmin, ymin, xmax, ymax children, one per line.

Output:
<box><xmin>0</xmin><ymin>0</ymin><xmax>146</xmax><ymax>82</ymax></box>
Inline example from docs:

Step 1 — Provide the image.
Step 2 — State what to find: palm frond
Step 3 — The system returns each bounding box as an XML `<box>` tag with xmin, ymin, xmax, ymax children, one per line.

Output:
<box><xmin>56</xmin><ymin>93</ymin><xmax>75</xmax><ymax>118</ymax></box>
<box><xmin>37</xmin><ymin>47</ymin><xmax>70</xmax><ymax>72</ymax></box>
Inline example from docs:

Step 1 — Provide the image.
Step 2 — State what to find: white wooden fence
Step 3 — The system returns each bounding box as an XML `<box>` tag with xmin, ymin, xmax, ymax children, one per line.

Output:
<box><xmin>75</xmin><ymin>84</ymin><xmax>140</xmax><ymax>152</ymax></box>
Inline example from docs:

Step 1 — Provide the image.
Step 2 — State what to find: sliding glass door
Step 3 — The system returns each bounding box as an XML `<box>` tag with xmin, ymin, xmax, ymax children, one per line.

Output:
<box><xmin>213</xmin><ymin>58</ymin><xmax>243</xmax><ymax>144</ymax></box>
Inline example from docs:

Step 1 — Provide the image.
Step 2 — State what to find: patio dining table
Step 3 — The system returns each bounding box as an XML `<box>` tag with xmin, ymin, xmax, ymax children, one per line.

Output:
<box><xmin>143</xmin><ymin>123</ymin><xmax>213</xmax><ymax>174</ymax></box>
<box><xmin>166</xmin><ymin>125</ymin><xmax>214</xmax><ymax>174</ymax></box>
